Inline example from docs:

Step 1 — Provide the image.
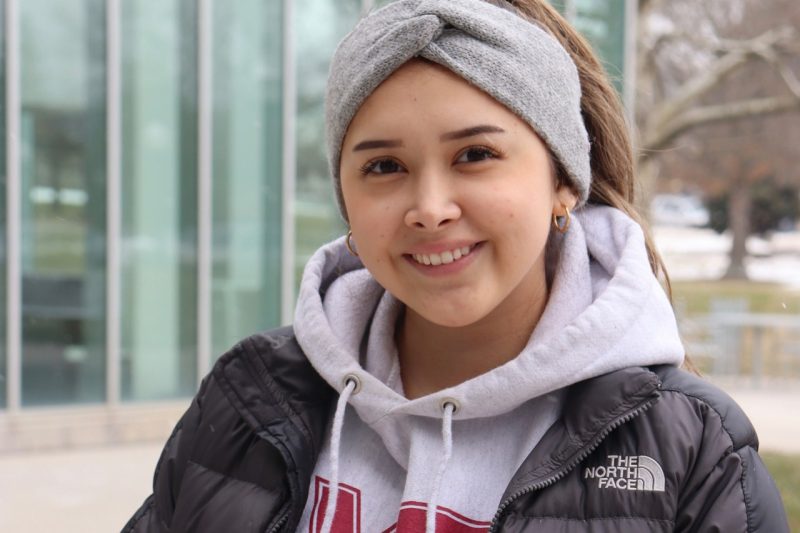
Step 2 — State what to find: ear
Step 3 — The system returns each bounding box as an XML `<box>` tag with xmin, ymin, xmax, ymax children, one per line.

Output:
<box><xmin>553</xmin><ymin>184</ymin><xmax>578</xmax><ymax>214</ymax></box>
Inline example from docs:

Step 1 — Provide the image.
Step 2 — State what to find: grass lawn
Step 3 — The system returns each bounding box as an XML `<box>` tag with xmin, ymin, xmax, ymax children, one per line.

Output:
<box><xmin>762</xmin><ymin>452</ymin><xmax>800</xmax><ymax>530</ymax></box>
<box><xmin>670</xmin><ymin>281</ymin><xmax>799</xmax><ymax>529</ymax></box>
<box><xmin>669</xmin><ymin>280</ymin><xmax>800</xmax><ymax>376</ymax></box>
<box><xmin>671</xmin><ymin>280</ymin><xmax>800</xmax><ymax>315</ymax></box>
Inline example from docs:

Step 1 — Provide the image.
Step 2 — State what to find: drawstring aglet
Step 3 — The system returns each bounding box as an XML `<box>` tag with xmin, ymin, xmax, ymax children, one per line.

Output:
<box><xmin>426</xmin><ymin>399</ymin><xmax>458</xmax><ymax>533</ymax></box>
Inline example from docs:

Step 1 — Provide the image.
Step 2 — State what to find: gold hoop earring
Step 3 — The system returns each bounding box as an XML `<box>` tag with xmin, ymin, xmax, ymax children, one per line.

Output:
<box><xmin>345</xmin><ymin>230</ymin><xmax>359</xmax><ymax>257</ymax></box>
<box><xmin>552</xmin><ymin>206</ymin><xmax>571</xmax><ymax>234</ymax></box>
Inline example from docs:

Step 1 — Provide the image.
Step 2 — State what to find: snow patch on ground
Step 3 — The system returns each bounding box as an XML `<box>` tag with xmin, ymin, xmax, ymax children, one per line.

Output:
<box><xmin>652</xmin><ymin>227</ymin><xmax>800</xmax><ymax>288</ymax></box>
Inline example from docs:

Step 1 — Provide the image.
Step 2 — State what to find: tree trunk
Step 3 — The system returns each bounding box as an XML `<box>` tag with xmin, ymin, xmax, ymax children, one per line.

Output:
<box><xmin>723</xmin><ymin>184</ymin><xmax>751</xmax><ymax>280</ymax></box>
<box><xmin>636</xmin><ymin>157</ymin><xmax>660</xmax><ymax>216</ymax></box>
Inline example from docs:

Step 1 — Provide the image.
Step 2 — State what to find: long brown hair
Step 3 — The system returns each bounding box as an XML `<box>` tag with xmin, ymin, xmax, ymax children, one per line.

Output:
<box><xmin>492</xmin><ymin>0</ymin><xmax>697</xmax><ymax>371</ymax></box>
<box><xmin>506</xmin><ymin>1</ymin><xmax>663</xmax><ymax>275</ymax></box>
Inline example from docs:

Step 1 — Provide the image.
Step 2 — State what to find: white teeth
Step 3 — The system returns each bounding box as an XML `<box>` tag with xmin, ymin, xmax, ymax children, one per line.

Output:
<box><xmin>411</xmin><ymin>245</ymin><xmax>475</xmax><ymax>266</ymax></box>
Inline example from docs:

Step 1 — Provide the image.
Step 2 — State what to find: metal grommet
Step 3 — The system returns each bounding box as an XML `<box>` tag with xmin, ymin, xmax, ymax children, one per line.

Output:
<box><xmin>343</xmin><ymin>373</ymin><xmax>362</xmax><ymax>395</ymax></box>
<box><xmin>440</xmin><ymin>398</ymin><xmax>460</xmax><ymax>414</ymax></box>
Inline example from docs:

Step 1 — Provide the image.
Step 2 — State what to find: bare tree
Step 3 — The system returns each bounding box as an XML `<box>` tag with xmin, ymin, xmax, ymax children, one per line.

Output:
<box><xmin>636</xmin><ymin>0</ymin><xmax>800</xmax><ymax>279</ymax></box>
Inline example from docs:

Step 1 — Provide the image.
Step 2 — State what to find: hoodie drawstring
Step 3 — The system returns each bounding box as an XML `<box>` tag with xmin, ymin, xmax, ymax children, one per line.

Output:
<box><xmin>320</xmin><ymin>376</ymin><xmax>358</xmax><ymax>533</ymax></box>
<box><xmin>321</xmin><ymin>381</ymin><xmax>457</xmax><ymax>533</ymax></box>
<box><xmin>426</xmin><ymin>400</ymin><xmax>456</xmax><ymax>533</ymax></box>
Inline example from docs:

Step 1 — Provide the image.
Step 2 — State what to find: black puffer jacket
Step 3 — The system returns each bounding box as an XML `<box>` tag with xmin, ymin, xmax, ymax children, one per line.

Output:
<box><xmin>123</xmin><ymin>327</ymin><xmax>789</xmax><ymax>532</ymax></box>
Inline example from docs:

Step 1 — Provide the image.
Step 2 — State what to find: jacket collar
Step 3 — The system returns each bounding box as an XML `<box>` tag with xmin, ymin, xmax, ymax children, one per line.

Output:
<box><xmin>213</xmin><ymin>327</ymin><xmax>335</xmax><ymax>530</ymax></box>
<box><xmin>215</xmin><ymin>329</ymin><xmax>662</xmax><ymax>529</ymax></box>
<box><xmin>500</xmin><ymin>365</ymin><xmax>662</xmax><ymax>501</ymax></box>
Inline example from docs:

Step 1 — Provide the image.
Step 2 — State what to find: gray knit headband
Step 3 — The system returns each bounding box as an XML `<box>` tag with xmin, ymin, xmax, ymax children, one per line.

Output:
<box><xmin>325</xmin><ymin>0</ymin><xmax>591</xmax><ymax>216</ymax></box>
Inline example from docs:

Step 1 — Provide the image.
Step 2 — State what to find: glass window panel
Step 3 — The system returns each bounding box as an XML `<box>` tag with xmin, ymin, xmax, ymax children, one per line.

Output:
<box><xmin>573</xmin><ymin>0</ymin><xmax>626</xmax><ymax>93</ymax></box>
<box><xmin>211</xmin><ymin>1</ymin><xmax>283</xmax><ymax>355</ymax></box>
<box><xmin>294</xmin><ymin>0</ymin><xmax>361</xmax><ymax>288</ymax></box>
<box><xmin>120</xmin><ymin>0</ymin><xmax>198</xmax><ymax>401</ymax></box>
<box><xmin>20</xmin><ymin>0</ymin><xmax>107</xmax><ymax>406</ymax></box>
<box><xmin>0</xmin><ymin>0</ymin><xmax>6</xmax><ymax>408</ymax></box>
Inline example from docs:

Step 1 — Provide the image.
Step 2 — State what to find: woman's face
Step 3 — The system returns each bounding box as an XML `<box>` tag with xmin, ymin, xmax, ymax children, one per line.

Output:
<box><xmin>340</xmin><ymin>60</ymin><xmax>576</xmax><ymax>328</ymax></box>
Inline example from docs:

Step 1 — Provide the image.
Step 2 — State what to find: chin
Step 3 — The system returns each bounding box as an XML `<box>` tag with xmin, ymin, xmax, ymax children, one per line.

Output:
<box><xmin>415</xmin><ymin>305</ymin><xmax>490</xmax><ymax>329</ymax></box>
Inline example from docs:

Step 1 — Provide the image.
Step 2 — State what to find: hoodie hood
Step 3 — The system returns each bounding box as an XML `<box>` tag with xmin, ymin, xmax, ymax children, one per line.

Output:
<box><xmin>294</xmin><ymin>205</ymin><xmax>684</xmax><ymax>425</ymax></box>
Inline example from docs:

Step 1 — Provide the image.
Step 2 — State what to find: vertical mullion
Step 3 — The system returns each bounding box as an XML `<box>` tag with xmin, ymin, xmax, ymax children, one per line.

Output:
<box><xmin>564</xmin><ymin>0</ymin><xmax>577</xmax><ymax>22</ymax></box>
<box><xmin>623</xmin><ymin>0</ymin><xmax>638</xmax><ymax>133</ymax></box>
<box><xmin>280</xmin><ymin>0</ymin><xmax>296</xmax><ymax>325</ymax></box>
<box><xmin>196</xmin><ymin>0</ymin><xmax>212</xmax><ymax>382</ymax></box>
<box><xmin>5</xmin><ymin>0</ymin><xmax>20</xmax><ymax>411</ymax></box>
<box><xmin>105</xmin><ymin>0</ymin><xmax>121</xmax><ymax>405</ymax></box>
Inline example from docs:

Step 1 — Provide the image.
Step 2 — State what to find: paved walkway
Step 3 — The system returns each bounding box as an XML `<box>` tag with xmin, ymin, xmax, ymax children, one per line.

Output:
<box><xmin>1</xmin><ymin>383</ymin><xmax>798</xmax><ymax>533</ymax></box>
<box><xmin>722</xmin><ymin>384</ymin><xmax>800</xmax><ymax>453</ymax></box>
<box><xmin>0</xmin><ymin>442</ymin><xmax>162</xmax><ymax>533</ymax></box>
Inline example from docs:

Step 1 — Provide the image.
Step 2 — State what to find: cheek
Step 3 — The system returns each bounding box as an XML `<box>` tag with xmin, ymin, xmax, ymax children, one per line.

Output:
<box><xmin>499</xmin><ymin>199</ymin><xmax>553</xmax><ymax>256</ymax></box>
<box><xmin>348</xmin><ymin>204</ymin><xmax>398</xmax><ymax>268</ymax></box>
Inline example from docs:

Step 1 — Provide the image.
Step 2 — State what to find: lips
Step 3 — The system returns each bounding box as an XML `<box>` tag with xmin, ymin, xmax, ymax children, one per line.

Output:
<box><xmin>410</xmin><ymin>244</ymin><xmax>475</xmax><ymax>266</ymax></box>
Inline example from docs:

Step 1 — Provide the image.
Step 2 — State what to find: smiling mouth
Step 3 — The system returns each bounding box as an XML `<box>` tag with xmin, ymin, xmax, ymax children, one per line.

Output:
<box><xmin>410</xmin><ymin>244</ymin><xmax>477</xmax><ymax>266</ymax></box>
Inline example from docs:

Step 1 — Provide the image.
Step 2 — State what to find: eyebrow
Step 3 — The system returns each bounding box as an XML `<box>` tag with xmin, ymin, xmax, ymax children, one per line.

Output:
<box><xmin>440</xmin><ymin>124</ymin><xmax>506</xmax><ymax>141</ymax></box>
<box><xmin>351</xmin><ymin>124</ymin><xmax>506</xmax><ymax>152</ymax></box>
<box><xmin>352</xmin><ymin>139</ymin><xmax>404</xmax><ymax>151</ymax></box>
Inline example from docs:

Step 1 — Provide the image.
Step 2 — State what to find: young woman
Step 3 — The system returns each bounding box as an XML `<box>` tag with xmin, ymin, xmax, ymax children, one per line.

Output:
<box><xmin>125</xmin><ymin>1</ymin><xmax>789</xmax><ymax>532</ymax></box>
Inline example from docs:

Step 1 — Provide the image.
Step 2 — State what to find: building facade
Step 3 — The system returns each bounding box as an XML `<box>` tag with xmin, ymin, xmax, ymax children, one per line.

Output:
<box><xmin>0</xmin><ymin>0</ymin><xmax>634</xmax><ymax>450</ymax></box>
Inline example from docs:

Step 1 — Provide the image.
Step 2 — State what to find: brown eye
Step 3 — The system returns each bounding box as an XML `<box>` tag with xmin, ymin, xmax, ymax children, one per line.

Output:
<box><xmin>455</xmin><ymin>147</ymin><xmax>498</xmax><ymax>164</ymax></box>
<box><xmin>361</xmin><ymin>158</ymin><xmax>404</xmax><ymax>176</ymax></box>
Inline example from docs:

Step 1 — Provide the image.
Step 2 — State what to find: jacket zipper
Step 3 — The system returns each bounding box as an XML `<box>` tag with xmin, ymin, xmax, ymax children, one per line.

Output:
<box><xmin>488</xmin><ymin>396</ymin><xmax>658</xmax><ymax>532</ymax></box>
<box><xmin>268</xmin><ymin>509</ymin><xmax>290</xmax><ymax>533</ymax></box>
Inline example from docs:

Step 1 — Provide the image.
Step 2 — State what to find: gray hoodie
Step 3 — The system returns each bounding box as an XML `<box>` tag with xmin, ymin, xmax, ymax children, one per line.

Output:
<box><xmin>293</xmin><ymin>205</ymin><xmax>685</xmax><ymax>533</ymax></box>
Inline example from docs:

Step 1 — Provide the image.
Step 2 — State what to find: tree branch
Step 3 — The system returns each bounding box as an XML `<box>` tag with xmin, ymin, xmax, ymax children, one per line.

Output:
<box><xmin>642</xmin><ymin>95</ymin><xmax>800</xmax><ymax>156</ymax></box>
<box><xmin>757</xmin><ymin>49</ymin><xmax>800</xmax><ymax>99</ymax></box>
<box><xmin>647</xmin><ymin>27</ymin><xmax>796</xmax><ymax>129</ymax></box>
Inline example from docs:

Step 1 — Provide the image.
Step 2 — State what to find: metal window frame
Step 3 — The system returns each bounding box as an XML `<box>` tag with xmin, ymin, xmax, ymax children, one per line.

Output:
<box><xmin>623</xmin><ymin>0</ymin><xmax>637</xmax><ymax>131</ymax></box>
<box><xmin>280</xmin><ymin>0</ymin><xmax>296</xmax><ymax>325</ymax></box>
<box><xmin>196</xmin><ymin>0</ymin><xmax>212</xmax><ymax>383</ymax></box>
<box><xmin>105</xmin><ymin>0</ymin><xmax>121</xmax><ymax>405</ymax></box>
<box><xmin>5</xmin><ymin>0</ymin><xmax>20</xmax><ymax>412</ymax></box>
<box><xmin>563</xmin><ymin>0</ymin><xmax>577</xmax><ymax>23</ymax></box>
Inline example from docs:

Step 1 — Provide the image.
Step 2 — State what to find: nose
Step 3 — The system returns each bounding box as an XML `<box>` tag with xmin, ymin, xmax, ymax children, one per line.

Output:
<box><xmin>403</xmin><ymin>171</ymin><xmax>461</xmax><ymax>231</ymax></box>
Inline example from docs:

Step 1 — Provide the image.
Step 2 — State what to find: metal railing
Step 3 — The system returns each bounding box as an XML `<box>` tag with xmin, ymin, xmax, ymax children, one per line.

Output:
<box><xmin>681</xmin><ymin>308</ymin><xmax>800</xmax><ymax>385</ymax></box>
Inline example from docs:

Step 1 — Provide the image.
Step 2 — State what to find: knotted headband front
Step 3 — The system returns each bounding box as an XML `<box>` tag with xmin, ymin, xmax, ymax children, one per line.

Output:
<box><xmin>325</xmin><ymin>0</ymin><xmax>591</xmax><ymax>216</ymax></box>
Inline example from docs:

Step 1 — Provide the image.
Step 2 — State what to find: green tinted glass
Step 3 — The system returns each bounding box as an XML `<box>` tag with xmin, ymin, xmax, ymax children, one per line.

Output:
<box><xmin>294</xmin><ymin>0</ymin><xmax>361</xmax><ymax>288</ymax></box>
<box><xmin>573</xmin><ymin>0</ymin><xmax>626</xmax><ymax>93</ymax></box>
<box><xmin>20</xmin><ymin>0</ymin><xmax>107</xmax><ymax>405</ymax></box>
<box><xmin>120</xmin><ymin>0</ymin><xmax>198</xmax><ymax>401</ymax></box>
<box><xmin>211</xmin><ymin>0</ymin><xmax>284</xmax><ymax>355</ymax></box>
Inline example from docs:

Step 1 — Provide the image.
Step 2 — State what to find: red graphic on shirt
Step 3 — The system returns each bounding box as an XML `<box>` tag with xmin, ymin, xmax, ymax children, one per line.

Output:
<box><xmin>310</xmin><ymin>476</ymin><xmax>362</xmax><ymax>533</ymax></box>
<box><xmin>309</xmin><ymin>477</ymin><xmax>489</xmax><ymax>533</ymax></box>
<box><xmin>382</xmin><ymin>501</ymin><xmax>490</xmax><ymax>532</ymax></box>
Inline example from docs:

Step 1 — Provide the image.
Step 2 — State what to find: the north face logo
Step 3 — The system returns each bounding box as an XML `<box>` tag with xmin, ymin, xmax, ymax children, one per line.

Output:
<box><xmin>584</xmin><ymin>455</ymin><xmax>665</xmax><ymax>492</ymax></box>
